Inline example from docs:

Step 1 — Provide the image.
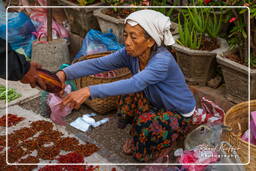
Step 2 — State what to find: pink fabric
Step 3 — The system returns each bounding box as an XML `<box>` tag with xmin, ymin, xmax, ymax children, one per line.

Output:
<box><xmin>192</xmin><ymin>97</ymin><xmax>225</xmax><ymax>125</ymax></box>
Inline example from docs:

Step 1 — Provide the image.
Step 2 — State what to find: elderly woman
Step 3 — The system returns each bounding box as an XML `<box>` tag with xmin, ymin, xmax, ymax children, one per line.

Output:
<box><xmin>57</xmin><ymin>9</ymin><xmax>196</xmax><ymax>162</ymax></box>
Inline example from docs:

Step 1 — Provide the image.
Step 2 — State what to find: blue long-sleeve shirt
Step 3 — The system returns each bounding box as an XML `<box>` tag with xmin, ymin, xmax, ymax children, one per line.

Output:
<box><xmin>63</xmin><ymin>47</ymin><xmax>196</xmax><ymax>114</ymax></box>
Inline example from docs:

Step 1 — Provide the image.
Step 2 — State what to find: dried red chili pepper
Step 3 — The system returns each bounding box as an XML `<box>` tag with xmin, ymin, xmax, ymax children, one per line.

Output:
<box><xmin>86</xmin><ymin>166</ymin><xmax>100</xmax><ymax>171</ymax></box>
<box><xmin>12</xmin><ymin>127</ymin><xmax>36</xmax><ymax>141</ymax></box>
<box><xmin>0</xmin><ymin>114</ymin><xmax>24</xmax><ymax>127</ymax></box>
<box><xmin>19</xmin><ymin>156</ymin><xmax>39</xmax><ymax>171</ymax></box>
<box><xmin>58</xmin><ymin>152</ymin><xmax>84</xmax><ymax>163</ymax></box>
<box><xmin>30</xmin><ymin>120</ymin><xmax>54</xmax><ymax>132</ymax></box>
<box><xmin>38</xmin><ymin>145</ymin><xmax>61</xmax><ymax>160</ymax></box>
<box><xmin>56</xmin><ymin>137</ymin><xmax>79</xmax><ymax>151</ymax></box>
<box><xmin>20</xmin><ymin>138</ymin><xmax>40</xmax><ymax>152</ymax></box>
<box><xmin>39</xmin><ymin>165</ymin><xmax>63</xmax><ymax>171</ymax></box>
<box><xmin>7</xmin><ymin>134</ymin><xmax>19</xmax><ymax>147</ymax></box>
<box><xmin>8</xmin><ymin>146</ymin><xmax>28</xmax><ymax>163</ymax></box>
<box><xmin>0</xmin><ymin>135</ymin><xmax>5</xmax><ymax>146</ymax></box>
<box><xmin>37</xmin><ymin>130</ymin><xmax>63</xmax><ymax>146</ymax></box>
<box><xmin>5</xmin><ymin>165</ymin><xmax>19</xmax><ymax>171</ymax></box>
<box><xmin>75</xmin><ymin>144</ymin><xmax>99</xmax><ymax>157</ymax></box>
<box><xmin>57</xmin><ymin>152</ymin><xmax>86</xmax><ymax>171</ymax></box>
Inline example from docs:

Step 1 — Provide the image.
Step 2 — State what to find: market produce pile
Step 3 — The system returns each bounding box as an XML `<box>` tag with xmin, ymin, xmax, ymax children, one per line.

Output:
<box><xmin>0</xmin><ymin>85</ymin><xmax>21</xmax><ymax>102</ymax></box>
<box><xmin>0</xmin><ymin>114</ymin><xmax>99</xmax><ymax>170</ymax></box>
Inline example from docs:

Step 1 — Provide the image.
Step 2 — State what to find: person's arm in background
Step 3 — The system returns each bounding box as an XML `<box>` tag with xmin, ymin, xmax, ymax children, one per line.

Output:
<box><xmin>0</xmin><ymin>38</ymin><xmax>46</xmax><ymax>89</ymax></box>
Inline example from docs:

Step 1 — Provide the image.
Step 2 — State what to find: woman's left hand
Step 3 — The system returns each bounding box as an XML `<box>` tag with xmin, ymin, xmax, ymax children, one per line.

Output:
<box><xmin>61</xmin><ymin>87</ymin><xmax>90</xmax><ymax>110</ymax></box>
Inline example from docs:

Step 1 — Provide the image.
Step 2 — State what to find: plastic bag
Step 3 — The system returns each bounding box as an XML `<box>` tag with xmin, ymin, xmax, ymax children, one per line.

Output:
<box><xmin>20</xmin><ymin>0</ymin><xmax>69</xmax><ymax>40</ymax></box>
<box><xmin>47</xmin><ymin>85</ymin><xmax>72</xmax><ymax>126</ymax></box>
<box><xmin>192</xmin><ymin>97</ymin><xmax>225</xmax><ymax>125</ymax></box>
<box><xmin>74</xmin><ymin>29</ymin><xmax>124</xmax><ymax>59</ymax></box>
<box><xmin>0</xmin><ymin>9</ymin><xmax>36</xmax><ymax>58</ymax></box>
<box><xmin>179</xmin><ymin>144</ymin><xmax>219</xmax><ymax>171</ymax></box>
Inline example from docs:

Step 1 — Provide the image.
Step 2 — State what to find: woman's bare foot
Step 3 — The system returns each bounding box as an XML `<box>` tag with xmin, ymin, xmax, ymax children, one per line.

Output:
<box><xmin>122</xmin><ymin>138</ymin><xmax>133</xmax><ymax>155</ymax></box>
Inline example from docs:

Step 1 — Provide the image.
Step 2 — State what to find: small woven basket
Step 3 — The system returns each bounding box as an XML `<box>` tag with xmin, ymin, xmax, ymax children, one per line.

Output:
<box><xmin>222</xmin><ymin>100</ymin><xmax>256</xmax><ymax>171</ymax></box>
<box><xmin>72</xmin><ymin>52</ymin><xmax>131</xmax><ymax>114</ymax></box>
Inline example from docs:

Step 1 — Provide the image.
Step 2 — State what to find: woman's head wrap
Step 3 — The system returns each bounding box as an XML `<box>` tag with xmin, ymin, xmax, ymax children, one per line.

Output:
<box><xmin>125</xmin><ymin>9</ymin><xmax>175</xmax><ymax>47</ymax></box>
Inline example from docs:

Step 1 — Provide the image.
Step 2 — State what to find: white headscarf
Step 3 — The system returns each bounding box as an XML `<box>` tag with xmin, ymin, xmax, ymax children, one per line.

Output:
<box><xmin>125</xmin><ymin>9</ymin><xmax>175</xmax><ymax>47</ymax></box>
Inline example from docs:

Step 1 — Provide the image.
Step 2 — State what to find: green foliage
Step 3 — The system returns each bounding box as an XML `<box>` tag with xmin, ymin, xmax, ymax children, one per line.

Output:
<box><xmin>177</xmin><ymin>8</ymin><xmax>223</xmax><ymax>49</ymax></box>
<box><xmin>207</xmin><ymin>10</ymin><xmax>222</xmax><ymax>38</ymax></box>
<box><xmin>245</xmin><ymin>53</ymin><xmax>256</xmax><ymax>68</ymax></box>
<box><xmin>151</xmin><ymin>0</ymin><xmax>176</xmax><ymax>19</ymax></box>
<box><xmin>101</xmin><ymin>0</ymin><xmax>122</xmax><ymax>6</ymax></box>
<box><xmin>77</xmin><ymin>0</ymin><xmax>96</xmax><ymax>6</ymax></box>
<box><xmin>188</xmin><ymin>8</ymin><xmax>209</xmax><ymax>34</ymax></box>
<box><xmin>176</xmin><ymin>13</ymin><xmax>201</xmax><ymax>50</ymax></box>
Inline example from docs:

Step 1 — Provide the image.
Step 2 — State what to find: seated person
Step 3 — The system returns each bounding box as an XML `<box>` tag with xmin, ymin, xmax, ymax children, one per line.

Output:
<box><xmin>56</xmin><ymin>9</ymin><xmax>196</xmax><ymax>162</ymax></box>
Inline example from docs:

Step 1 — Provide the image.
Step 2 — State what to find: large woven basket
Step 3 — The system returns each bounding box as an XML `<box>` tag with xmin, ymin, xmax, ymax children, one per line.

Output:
<box><xmin>222</xmin><ymin>100</ymin><xmax>256</xmax><ymax>171</ymax></box>
<box><xmin>72</xmin><ymin>52</ymin><xmax>131</xmax><ymax>114</ymax></box>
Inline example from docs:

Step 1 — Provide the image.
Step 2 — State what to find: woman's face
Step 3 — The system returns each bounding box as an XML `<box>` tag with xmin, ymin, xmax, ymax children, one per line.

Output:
<box><xmin>123</xmin><ymin>24</ymin><xmax>154</xmax><ymax>57</ymax></box>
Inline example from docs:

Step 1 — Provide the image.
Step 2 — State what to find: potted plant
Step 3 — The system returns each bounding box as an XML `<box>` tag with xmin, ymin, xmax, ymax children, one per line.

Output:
<box><xmin>93</xmin><ymin>0</ymin><xmax>178</xmax><ymax>43</ymax></box>
<box><xmin>216</xmin><ymin>2</ymin><xmax>256</xmax><ymax>102</ymax></box>
<box><xmin>171</xmin><ymin>7</ymin><xmax>229</xmax><ymax>85</ymax></box>
<box><xmin>58</xmin><ymin>0</ymin><xmax>104</xmax><ymax>37</ymax></box>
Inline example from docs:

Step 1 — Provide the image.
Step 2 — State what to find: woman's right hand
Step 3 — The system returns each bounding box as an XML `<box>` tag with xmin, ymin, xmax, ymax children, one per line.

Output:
<box><xmin>56</xmin><ymin>70</ymin><xmax>66</xmax><ymax>97</ymax></box>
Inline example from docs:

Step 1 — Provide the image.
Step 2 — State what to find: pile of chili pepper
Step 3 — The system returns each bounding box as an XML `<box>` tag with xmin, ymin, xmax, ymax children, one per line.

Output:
<box><xmin>19</xmin><ymin>156</ymin><xmax>39</xmax><ymax>171</ymax></box>
<box><xmin>39</xmin><ymin>152</ymin><xmax>100</xmax><ymax>171</ymax></box>
<box><xmin>0</xmin><ymin>119</ymin><xmax>100</xmax><ymax>170</ymax></box>
<box><xmin>0</xmin><ymin>114</ymin><xmax>24</xmax><ymax>127</ymax></box>
<box><xmin>30</xmin><ymin>120</ymin><xmax>54</xmax><ymax>131</ymax></box>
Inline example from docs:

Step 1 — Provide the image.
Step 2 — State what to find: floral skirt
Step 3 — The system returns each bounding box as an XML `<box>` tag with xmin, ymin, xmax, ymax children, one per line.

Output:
<box><xmin>117</xmin><ymin>92</ymin><xmax>192</xmax><ymax>162</ymax></box>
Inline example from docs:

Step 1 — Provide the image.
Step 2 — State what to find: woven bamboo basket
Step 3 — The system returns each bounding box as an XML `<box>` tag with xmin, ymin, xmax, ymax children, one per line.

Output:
<box><xmin>72</xmin><ymin>51</ymin><xmax>131</xmax><ymax>114</ymax></box>
<box><xmin>222</xmin><ymin>100</ymin><xmax>256</xmax><ymax>171</ymax></box>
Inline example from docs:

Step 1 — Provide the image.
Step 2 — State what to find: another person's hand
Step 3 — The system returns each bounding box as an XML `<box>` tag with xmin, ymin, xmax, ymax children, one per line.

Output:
<box><xmin>20</xmin><ymin>62</ymin><xmax>47</xmax><ymax>90</ymax></box>
<box><xmin>56</xmin><ymin>70</ymin><xmax>66</xmax><ymax>96</ymax></box>
<box><xmin>61</xmin><ymin>87</ymin><xmax>90</xmax><ymax>110</ymax></box>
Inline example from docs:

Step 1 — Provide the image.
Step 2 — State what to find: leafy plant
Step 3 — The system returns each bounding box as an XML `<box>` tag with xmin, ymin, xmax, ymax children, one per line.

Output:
<box><xmin>176</xmin><ymin>13</ymin><xmax>202</xmax><ymax>50</ymax></box>
<box><xmin>177</xmin><ymin>7</ymin><xmax>224</xmax><ymax>50</ymax></box>
<box><xmin>151</xmin><ymin>0</ymin><xmax>175</xmax><ymax>19</ymax></box>
<box><xmin>77</xmin><ymin>0</ymin><xmax>96</xmax><ymax>6</ymax></box>
<box><xmin>187</xmin><ymin>8</ymin><xmax>209</xmax><ymax>34</ymax></box>
<box><xmin>207</xmin><ymin>10</ymin><xmax>223</xmax><ymax>38</ymax></box>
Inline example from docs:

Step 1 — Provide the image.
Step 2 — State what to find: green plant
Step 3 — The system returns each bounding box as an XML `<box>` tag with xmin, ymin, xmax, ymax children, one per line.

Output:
<box><xmin>177</xmin><ymin>7</ymin><xmax>223</xmax><ymax>49</ymax></box>
<box><xmin>77</xmin><ymin>0</ymin><xmax>96</xmax><ymax>6</ymax></box>
<box><xmin>187</xmin><ymin>8</ymin><xmax>209</xmax><ymax>34</ymax></box>
<box><xmin>176</xmin><ymin>13</ymin><xmax>202</xmax><ymax>50</ymax></box>
<box><xmin>207</xmin><ymin>11</ymin><xmax>223</xmax><ymax>38</ymax></box>
<box><xmin>151</xmin><ymin>0</ymin><xmax>175</xmax><ymax>18</ymax></box>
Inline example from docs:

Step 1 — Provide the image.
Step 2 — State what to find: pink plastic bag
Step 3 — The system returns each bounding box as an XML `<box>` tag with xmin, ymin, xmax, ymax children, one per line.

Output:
<box><xmin>192</xmin><ymin>97</ymin><xmax>225</xmax><ymax>125</ymax></box>
<box><xmin>251</xmin><ymin>111</ymin><xmax>256</xmax><ymax>139</ymax></box>
<box><xmin>179</xmin><ymin>144</ymin><xmax>219</xmax><ymax>171</ymax></box>
<box><xmin>47</xmin><ymin>85</ymin><xmax>72</xmax><ymax>125</ymax></box>
<box><xmin>19</xmin><ymin>0</ymin><xmax>69</xmax><ymax>40</ymax></box>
